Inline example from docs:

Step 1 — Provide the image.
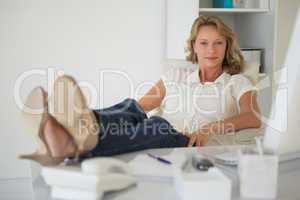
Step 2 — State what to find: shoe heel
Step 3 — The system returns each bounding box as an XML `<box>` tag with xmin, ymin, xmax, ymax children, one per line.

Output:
<box><xmin>21</xmin><ymin>87</ymin><xmax>46</xmax><ymax>137</ymax></box>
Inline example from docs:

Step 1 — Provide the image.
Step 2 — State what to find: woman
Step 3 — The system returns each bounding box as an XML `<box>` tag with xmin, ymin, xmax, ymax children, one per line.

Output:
<box><xmin>20</xmin><ymin>15</ymin><xmax>261</xmax><ymax>166</ymax></box>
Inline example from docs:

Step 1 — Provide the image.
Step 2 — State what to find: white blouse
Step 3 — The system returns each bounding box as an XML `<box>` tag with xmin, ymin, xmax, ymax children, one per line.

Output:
<box><xmin>160</xmin><ymin>68</ymin><xmax>256</xmax><ymax>133</ymax></box>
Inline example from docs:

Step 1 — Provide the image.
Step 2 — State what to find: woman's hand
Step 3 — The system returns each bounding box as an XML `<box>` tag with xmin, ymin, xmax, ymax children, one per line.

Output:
<box><xmin>185</xmin><ymin>131</ymin><xmax>210</xmax><ymax>147</ymax></box>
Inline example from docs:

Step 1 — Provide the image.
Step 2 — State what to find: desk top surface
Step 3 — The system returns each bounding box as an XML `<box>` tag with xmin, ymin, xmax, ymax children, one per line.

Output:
<box><xmin>31</xmin><ymin>146</ymin><xmax>300</xmax><ymax>200</ymax></box>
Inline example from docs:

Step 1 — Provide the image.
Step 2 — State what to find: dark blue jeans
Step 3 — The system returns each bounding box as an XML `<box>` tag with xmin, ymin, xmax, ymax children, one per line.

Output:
<box><xmin>87</xmin><ymin>98</ymin><xmax>189</xmax><ymax>157</ymax></box>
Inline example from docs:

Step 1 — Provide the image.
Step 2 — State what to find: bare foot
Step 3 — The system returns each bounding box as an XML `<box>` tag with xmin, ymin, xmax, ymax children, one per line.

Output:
<box><xmin>43</xmin><ymin>116</ymin><xmax>77</xmax><ymax>158</ymax></box>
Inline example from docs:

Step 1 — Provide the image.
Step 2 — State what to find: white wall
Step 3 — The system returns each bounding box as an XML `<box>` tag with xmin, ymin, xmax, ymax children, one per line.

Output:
<box><xmin>279</xmin><ymin>4</ymin><xmax>300</xmax><ymax>153</ymax></box>
<box><xmin>274</xmin><ymin>0</ymin><xmax>300</xmax><ymax>70</ymax></box>
<box><xmin>0</xmin><ymin>0</ymin><xmax>165</xmax><ymax>179</ymax></box>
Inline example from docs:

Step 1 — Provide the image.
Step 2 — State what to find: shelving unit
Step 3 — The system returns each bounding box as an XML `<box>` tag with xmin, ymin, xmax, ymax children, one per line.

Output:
<box><xmin>199</xmin><ymin>0</ymin><xmax>270</xmax><ymax>10</ymax></box>
<box><xmin>165</xmin><ymin>0</ymin><xmax>280</xmax><ymax>114</ymax></box>
<box><xmin>165</xmin><ymin>0</ymin><xmax>299</xmax><ymax>116</ymax></box>
<box><xmin>198</xmin><ymin>0</ymin><xmax>274</xmax><ymax>76</ymax></box>
<box><xmin>166</xmin><ymin>0</ymin><xmax>274</xmax><ymax>75</ymax></box>
<box><xmin>198</xmin><ymin>8</ymin><xmax>269</xmax><ymax>13</ymax></box>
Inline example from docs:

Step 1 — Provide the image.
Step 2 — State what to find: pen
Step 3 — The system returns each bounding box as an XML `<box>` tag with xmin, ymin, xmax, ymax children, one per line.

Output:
<box><xmin>147</xmin><ymin>153</ymin><xmax>172</xmax><ymax>165</ymax></box>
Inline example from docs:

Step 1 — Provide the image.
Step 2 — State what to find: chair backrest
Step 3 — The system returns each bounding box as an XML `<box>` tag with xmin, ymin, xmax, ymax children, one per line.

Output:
<box><xmin>242</xmin><ymin>61</ymin><xmax>260</xmax><ymax>84</ymax></box>
<box><xmin>163</xmin><ymin>59</ymin><xmax>260</xmax><ymax>84</ymax></box>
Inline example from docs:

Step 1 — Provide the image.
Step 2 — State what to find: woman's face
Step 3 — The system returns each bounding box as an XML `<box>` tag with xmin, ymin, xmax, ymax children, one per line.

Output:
<box><xmin>193</xmin><ymin>25</ymin><xmax>227</xmax><ymax>70</ymax></box>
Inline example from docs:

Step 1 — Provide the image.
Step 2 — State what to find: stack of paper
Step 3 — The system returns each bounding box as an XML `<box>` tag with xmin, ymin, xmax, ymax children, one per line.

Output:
<box><xmin>41</xmin><ymin>165</ymin><xmax>136</xmax><ymax>200</ymax></box>
<box><xmin>128</xmin><ymin>150</ymin><xmax>188</xmax><ymax>181</ymax></box>
<box><xmin>51</xmin><ymin>186</ymin><xmax>103</xmax><ymax>200</ymax></box>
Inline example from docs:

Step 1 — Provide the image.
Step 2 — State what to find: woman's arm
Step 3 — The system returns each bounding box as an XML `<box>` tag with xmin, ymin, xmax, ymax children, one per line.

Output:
<box><xmin>137</xmin><ymin>79</ymin><xmax>166</xmax><ymax>112</ymax></box>
<box><xmin>187</xmin><ymin>91</ymin><xmax>262</xmax><ymax>146</ymax></box>
<box><xmin>207</xmin><ymin>91</ymin><xmax>262</xmax><ymax>134</ymax></box>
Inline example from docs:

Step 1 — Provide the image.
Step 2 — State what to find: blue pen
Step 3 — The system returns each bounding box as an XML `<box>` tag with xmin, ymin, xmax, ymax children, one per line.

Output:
<box><xmin>147</xmin><ymin>153</ymin><xmax>172</xmax><ymax>165</ymax></box>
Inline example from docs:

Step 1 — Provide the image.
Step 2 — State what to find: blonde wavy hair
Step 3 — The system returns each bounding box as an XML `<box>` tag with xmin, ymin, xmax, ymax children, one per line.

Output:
<box><xmin>185</xmin><ymin>15</ymin><xmax>245</xmax><ymax>75</ymax></box>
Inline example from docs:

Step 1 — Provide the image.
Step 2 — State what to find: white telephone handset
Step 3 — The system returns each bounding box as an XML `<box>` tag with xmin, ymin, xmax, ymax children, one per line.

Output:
<box><xmin>41</xmin><ymin>157</ymin><xmax>137</xmax><ymax>200</ymax></box>
<box><xmin>82</xmin><ymin>157</ymin><xmax>132</xmax><ymax>175</ymax></box>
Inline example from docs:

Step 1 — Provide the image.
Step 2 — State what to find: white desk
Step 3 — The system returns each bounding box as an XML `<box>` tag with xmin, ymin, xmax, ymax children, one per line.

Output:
<box><xmin>31</xmin><ymin>146</ymin><xmax>300</xmax><ymax>200</ymax></box>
